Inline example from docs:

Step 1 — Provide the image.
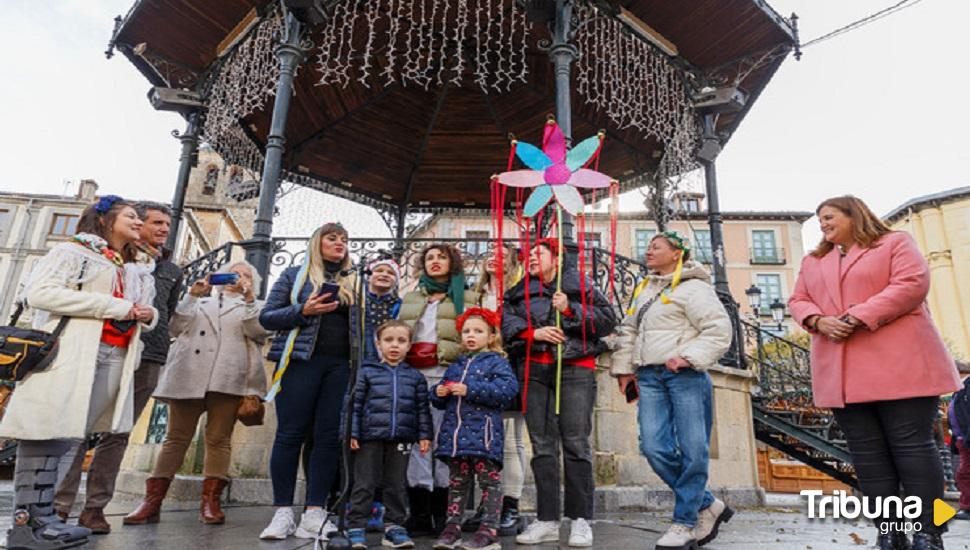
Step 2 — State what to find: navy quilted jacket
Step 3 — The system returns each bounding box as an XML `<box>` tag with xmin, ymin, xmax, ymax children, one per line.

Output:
<box><xmin>431</xmin><ymin>352</ymin><xmax>518</xmax><ymax>464</ymax></box>
<box><xmin>260</xmin><ymin>266</ymin><xmax>360</xmax><ymax>362</ymax></box>
<box><xmin>350</xmin><ymin>361</ymin><xmax>433</xmax><ymax>442</ymax></box>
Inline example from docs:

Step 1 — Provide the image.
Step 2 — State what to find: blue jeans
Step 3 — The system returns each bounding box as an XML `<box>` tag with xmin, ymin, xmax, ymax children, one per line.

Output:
<box><xmin>636</xmin><ymin>365</ymin><xmax>715</xmax><ymax>527</ymax></box>
<box><xmin>270</xmin><ymin>354</ymin><xmax>350</xmax><ymax>506</ymax></box>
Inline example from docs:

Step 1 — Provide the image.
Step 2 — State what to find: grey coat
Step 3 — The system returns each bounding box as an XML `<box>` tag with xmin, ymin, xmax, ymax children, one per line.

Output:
<box><xmin>154</xmin><ymin>292</ymin><xmax>269</xmax><ymax>401</ymax></box>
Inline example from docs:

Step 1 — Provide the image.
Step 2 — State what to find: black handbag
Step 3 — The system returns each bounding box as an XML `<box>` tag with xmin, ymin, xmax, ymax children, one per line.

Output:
<box><xmin>0</xmin><ymin>303</ymin><xmax>69</xmax><ymax>382</ymax></box>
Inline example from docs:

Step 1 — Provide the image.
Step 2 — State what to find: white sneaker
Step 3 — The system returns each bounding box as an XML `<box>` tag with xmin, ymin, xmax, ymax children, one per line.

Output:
<box><xmin>656</xmin><ymin>523</ymin><xmax>697</xmax><ymax>549</ymax></box>
<box><xmin>516</xmin><ymin>520</ymin><xmax>561</xmax><ymax>545</ymax></box>
<box><xmin>568</xmin><ymin>518</ymin><xmax>593</xmax><ymax>547</ymax></box>
<box><xmin>295</xmin><ymin>508</ymin><xmax>338</xmax><ymax>540</ymax></box>
<box><xmin>260</xmin><ymin>507</ymin><xmax>296</xmax><ymax>540</ymax></box>
<box><xmin>693</xmin><ymin>498</ymin><xmax>733</xmax><ymax>546</ymax></box>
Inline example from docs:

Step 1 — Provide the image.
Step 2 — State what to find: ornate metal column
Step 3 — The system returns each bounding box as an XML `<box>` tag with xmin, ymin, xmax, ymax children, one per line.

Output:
<box><xmin>698</xmin><ymin>112</ymin><xmax>745</xmax><ymax>368</ymax></box>
<box><xmin>549</xmin><ymin>0</ymin><xmax>578</xmax><ymax>244</ymax></box>
<box><xmin>244</xmin><ymin>12</ymin><xmax>306</xmax><ymax>295</ymax></box>
<box><xmin>165</xmin><ymin>111</ymin><xmax>200</xmax><ymax>251</ymax></box>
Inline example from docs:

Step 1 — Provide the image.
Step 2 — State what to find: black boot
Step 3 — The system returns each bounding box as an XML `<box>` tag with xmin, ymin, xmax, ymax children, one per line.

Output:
<box><xmin>498</xmin><ymin>497</ymin><xmax>522</xmax><ymax>537</ymax></box>
<box><xmin>912</xmin><ymin>532</ymin><xmax>944</xmax><ymax>550</ymax></box>
<box><xmin>404</xmin><ymin>488</ymin><xmax>434</xmax><ymax>537</ymax></box>
<box><xmin>431</xmin><ymin>487</ymin><xmax>450</xmax><ymax>532</ymax></box>
<box><xmin>874</xmin><ymin>530</ymin><xmax>911</xmax><ymax>550</ymax></box>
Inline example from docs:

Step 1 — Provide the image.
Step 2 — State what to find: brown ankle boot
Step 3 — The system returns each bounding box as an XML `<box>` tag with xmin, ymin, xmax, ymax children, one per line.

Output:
<box><xmin>123</xmin><ymin>477</ymin><xmax>171</xmax><ymax>525</ymax></box>
<box><xmin>78</xmin><ymin>507</ymin><xmax>111</xmax><ymax>534</ymax></box>
<box><xmin>200</xmin><ymin>478</ymin><xmax>228</xmax><ymax>524</ymax></box>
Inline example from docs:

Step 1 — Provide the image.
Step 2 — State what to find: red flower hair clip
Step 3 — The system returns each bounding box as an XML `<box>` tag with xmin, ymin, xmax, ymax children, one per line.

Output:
<box><xmin>455</xmin><ymin>307</ymin><xmax>501</xmax><ymax>333</ymax></box>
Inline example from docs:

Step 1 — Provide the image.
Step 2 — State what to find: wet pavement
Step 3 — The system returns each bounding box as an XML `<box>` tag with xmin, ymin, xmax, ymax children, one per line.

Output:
<box><xmin>0</xmin><ymin>483</ymin><xmax>967</xmax><ymax>549</ymax></box>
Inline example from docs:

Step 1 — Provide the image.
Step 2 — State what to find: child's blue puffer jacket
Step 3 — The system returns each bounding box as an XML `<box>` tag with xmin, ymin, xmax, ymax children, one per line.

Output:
<box><xmin>350</xmin><ymin>361</ymin><xmax>433</xmax><ymax>443</ymax></box>
<box><xmin>431</xmin><ymin>351</ymin><xmax>518</xmax><ymax>464</ymax></box>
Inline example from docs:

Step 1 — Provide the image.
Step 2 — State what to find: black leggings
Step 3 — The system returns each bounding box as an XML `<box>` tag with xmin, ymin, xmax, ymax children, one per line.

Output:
<box><xmin>833</xmin><ymin>396</ymin><xmax>945</xmax><ymax>533</ymax></box>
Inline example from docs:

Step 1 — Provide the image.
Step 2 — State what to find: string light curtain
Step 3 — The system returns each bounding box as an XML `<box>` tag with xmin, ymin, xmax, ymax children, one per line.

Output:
<box><xmin>315</xmin><ymin>0</ymin><xmax>530</xmax><ymax>90</ymax></box>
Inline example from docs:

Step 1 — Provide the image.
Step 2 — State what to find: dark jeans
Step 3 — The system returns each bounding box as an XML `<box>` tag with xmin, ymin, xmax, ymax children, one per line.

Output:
<box><xmin>832</xmin><ymin>396</ymin><xmax>945</xmax><ymax>534</ymax></box>
<box><xmin>348</xmin><ymin>441</ymin><xmax>410</xmax><ymax>529</ymax></box>
<box><xmin>270</xmin><ymin>354</ymin><xmax>350</xmax><ymax>507</ymax></box>
<box><xmin>525</xmin><ymin>363</ymin><xmax>596</xmax><ymax>521</ymax></box>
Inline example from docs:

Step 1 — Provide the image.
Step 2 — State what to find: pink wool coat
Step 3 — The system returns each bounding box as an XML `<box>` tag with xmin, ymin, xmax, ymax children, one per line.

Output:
<box><xmin>788</xmin><ymin>231</ymin><xmax>960</xmax><ymax>408</ymax></box>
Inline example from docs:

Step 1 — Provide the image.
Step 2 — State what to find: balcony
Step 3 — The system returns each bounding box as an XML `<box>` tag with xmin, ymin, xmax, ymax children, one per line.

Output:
<box><xmin>750</xmin><ymin>248</ymin><xmax>786</xmax><ymax>265</ymax></box>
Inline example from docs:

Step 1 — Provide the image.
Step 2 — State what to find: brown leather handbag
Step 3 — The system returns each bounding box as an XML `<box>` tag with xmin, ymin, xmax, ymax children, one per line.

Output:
<box><xmin>236</xmin><ymin>395</ymin><xmax>265</xmax><ymax>427</ymax></box>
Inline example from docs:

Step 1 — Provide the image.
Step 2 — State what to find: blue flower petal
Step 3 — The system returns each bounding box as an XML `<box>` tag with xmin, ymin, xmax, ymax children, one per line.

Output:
<box><xmin>523</xmin><ymin>185</ymin><xmax>554</xmax><ymax>217</ymax></box>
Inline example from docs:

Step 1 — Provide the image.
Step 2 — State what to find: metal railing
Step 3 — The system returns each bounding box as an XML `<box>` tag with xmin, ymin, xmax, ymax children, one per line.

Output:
<box><xmin>749</xmin><ymin>247</ymin><xmax>786</xmax><ymax>265</ymax></box>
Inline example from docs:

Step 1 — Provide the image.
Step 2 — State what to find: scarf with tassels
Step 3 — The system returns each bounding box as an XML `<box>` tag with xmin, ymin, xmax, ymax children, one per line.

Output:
<box><xmin>264</xmin><ymin>256</ymin><xmax>313</xmax><ymax>402</ymax></box>
<box><xmin>419</xmin><ymin>273</ymin><xmax>466</xmax><ymax>315</ymax></box>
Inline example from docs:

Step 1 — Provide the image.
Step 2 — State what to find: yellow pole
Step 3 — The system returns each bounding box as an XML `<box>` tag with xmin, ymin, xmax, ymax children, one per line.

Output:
<box><xmin>555</xmin><ymin>203</ymin><xmax>564</xmax><ymax>415</ymax></box>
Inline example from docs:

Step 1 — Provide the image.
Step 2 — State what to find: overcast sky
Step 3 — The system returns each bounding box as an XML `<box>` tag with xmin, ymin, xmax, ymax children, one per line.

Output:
<box><xmin>2</xmin><ymin>0</ymin><xmax>966</xmax><ymax>246</ymax></box>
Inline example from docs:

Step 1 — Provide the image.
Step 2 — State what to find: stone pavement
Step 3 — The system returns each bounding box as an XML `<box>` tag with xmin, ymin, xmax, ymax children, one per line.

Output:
<box><xmin>0</xmin><ymin>485</ymin><xmax>967</xmax><ymax>549</ymax></box>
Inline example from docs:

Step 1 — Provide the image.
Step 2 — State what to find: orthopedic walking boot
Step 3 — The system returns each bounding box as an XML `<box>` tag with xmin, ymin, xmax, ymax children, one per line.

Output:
<box><xmin>123</xmin><ymin>477</ymin><xmax>171</xmax><ymax>524</ymax></box>
<box><xmin>10</xmin><ymin>452</ymin><xmax>91</xmax><ymax>549</ymax></box>
<box><xmin>200</xmin><ymin>478</ymin><xmax>228</xmax><ymax>524</ymax></box>
<box><xmin>874</xmin><ymin>530</ymin><xmax>911</xmax><ymax>550</ymax></box>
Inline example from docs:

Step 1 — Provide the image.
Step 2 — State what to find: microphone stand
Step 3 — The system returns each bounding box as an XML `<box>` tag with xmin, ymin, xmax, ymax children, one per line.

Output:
<box><xmin>323</xmin><ymin>262</ymin><xmax>370</xmax><ymax>550</ymax></box>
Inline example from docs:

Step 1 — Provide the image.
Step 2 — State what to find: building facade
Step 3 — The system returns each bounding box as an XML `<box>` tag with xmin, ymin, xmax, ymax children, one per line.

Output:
<box><xmin>885</xmin><ymin>186</ymin><xmax>970</xmax><ymax>359</ymax></box>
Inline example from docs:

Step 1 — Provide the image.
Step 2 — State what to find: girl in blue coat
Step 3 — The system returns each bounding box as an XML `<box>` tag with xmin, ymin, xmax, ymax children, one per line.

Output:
<box><xmin>430</xmin><ymin>308</ymin><xmax>518</xmax><ymax>550</ymax></box>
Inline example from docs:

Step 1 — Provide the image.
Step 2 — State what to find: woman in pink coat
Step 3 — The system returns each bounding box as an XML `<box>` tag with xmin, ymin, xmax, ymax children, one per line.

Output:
<box><xmin>789</xmin><ymin>195</ymin><xmax>961</xmax><ymax>550</ymax></box>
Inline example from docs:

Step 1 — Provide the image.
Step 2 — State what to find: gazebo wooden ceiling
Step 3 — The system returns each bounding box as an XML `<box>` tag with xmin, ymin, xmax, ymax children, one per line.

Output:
<box><xmin>112</xmin><ymin>0</ymin><xmax>795</xmax><ymax>211</ymax></box>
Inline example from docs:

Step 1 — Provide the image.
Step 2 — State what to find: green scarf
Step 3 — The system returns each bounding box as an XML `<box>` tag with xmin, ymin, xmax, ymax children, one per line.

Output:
<box><xmin>419</xmin><ymin>273</ymin><xmax>466</xmax><ymax>315</ymax></box>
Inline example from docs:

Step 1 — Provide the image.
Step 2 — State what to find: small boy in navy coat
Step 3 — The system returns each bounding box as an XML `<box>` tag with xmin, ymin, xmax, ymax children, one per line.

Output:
<box><xmin>348</xmin><ymin>321</ymin><xmax>432</xmax><ymax>549</ymax></box>
<box><xmin>430</xmin><ymin>308</ymin><xmax>518</xmax><ymax>550</ymax></box>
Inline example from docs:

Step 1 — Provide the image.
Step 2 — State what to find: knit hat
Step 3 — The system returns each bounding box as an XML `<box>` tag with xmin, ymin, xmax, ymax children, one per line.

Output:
<box><xmin>368</xmin><ymin>258</ymin><xmax>401</xmax><ymax>283</ymax></box>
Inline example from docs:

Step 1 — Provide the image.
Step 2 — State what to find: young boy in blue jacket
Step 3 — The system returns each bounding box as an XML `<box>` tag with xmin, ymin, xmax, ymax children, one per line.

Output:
<box><xmin>430</xmin><ymin>308</ymin><xmax>518</xmax><ymax>550</ymax></box>
<box><xmin>348</xmin><ymin>320</ymin><xmax>433</xmax><ymax>549</ymax></box>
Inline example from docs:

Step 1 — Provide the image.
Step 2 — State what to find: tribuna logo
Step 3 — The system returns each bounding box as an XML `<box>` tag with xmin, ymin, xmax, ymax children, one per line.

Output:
<box><xmin>801</xmin><ymin>490</ymin><xmax>924</xmax><ymax>534</ymax></box>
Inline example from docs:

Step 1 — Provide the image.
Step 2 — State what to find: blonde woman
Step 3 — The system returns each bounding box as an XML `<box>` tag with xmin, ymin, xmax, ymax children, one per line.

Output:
<box><xmin>258</xmin><ymin>223</ymin><xmax>357</xmax><ymax>541</ymax></box>
<box><xmin>467</xmin><ymin>245</ymin><xmax>527</xmax><ymax>536</ymax></box>
<box><xmin>124</xmin><ymin>261</ymin><xmax>268</xmax><ymax>526</ymax></box>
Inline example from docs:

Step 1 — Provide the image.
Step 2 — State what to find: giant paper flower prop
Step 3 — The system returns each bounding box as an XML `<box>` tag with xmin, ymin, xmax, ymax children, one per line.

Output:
<box><xmin>496</xmin><ymin>121</ymin><xmax>615</xmax><ymax>217</ymax></box>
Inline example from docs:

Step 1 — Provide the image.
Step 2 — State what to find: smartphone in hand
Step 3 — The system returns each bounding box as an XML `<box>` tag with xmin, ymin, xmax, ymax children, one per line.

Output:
<box><xmin>316</xmin><ymin>282</ymin><xmax>341</xmax><ymax>302</ymax></box>
<box><xmin>209</xmin><ymin>273</ymin><xmax>240</xmax><ymax>286</ymax></box>
<box><xmin>625</xmin><ymin>381</ymin><xmax>639</xmax><ymax>403</ymax></box>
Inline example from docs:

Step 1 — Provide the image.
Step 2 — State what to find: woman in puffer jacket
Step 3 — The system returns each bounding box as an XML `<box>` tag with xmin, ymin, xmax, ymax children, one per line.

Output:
<box><xmin>502</xmin><ymin>238</ymin><xmax>616</xmax><ymax>547</ymax></box>
<box><xmin>611</xmin><ymin>232</ymin><xmax>732</xmax><ymax>550</ymax></box>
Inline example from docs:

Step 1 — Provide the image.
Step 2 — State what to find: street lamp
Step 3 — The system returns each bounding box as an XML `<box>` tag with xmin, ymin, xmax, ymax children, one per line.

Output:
<box><xmin>745</xmin><ymin>284</ymin><xmax>762</xmax><ymax>313</ymax></box>
<box><xmin>769</xmin><ymin>299</ymin><xmax>786</xmax><ymax>330</ymax></box>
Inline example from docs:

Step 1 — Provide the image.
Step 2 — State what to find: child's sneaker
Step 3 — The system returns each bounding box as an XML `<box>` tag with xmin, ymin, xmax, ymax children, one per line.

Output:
<box><xmin>367</xmin><ymin>501</ymin><xmax>386</xmax><ymax>532</ymax></box>
<box><xmin>348</xmin><ymin>527</ymin><xmax>368</xmax><ymax>549</ymax></box>
<box><xmin>460</xmin><ymin>527</ymin><xmax>500</xmax><ymax>550</ymax></box>
<box><xmin>382</xmin><ymin>525</ymin><xmax>415</xmax><ymax>549</ymax></box>
<box><xmin>433</xmin><ymin>523</ymin><xmax>462</xmax><ymax>549</ymax></box>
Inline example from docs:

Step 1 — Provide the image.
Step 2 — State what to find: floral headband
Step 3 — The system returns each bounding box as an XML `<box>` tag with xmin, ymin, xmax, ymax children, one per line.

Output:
<box><xmin>659</xmin><ymin>231</ymin><xmax>691</xmax><ymax>253</ymax></box>
<box><xmin>94</xmin><ymin>195</ymin><xmax>124</xmax><ymax>215</ymax></box>
<box><xmin>455</xmin><ymin>307</ymin><xmax>501</xmax><ymax>332</ymax></box>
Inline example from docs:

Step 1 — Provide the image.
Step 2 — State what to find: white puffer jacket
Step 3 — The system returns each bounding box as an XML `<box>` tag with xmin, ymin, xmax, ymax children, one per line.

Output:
<box><xmin>611</xmin><ymin>261</ymin><xmax>732</xmax><ymax>375</ymax></box>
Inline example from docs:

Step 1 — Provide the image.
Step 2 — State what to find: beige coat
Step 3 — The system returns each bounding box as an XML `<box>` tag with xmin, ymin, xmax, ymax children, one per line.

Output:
<box><xmin>154</xmin><ymin>293</ymin><xmax>269</xmax><ymax>400</ymax></box>
<box><xmin>0</xmin><ymin>245</ymin><xmax>157</xmax><ymax>440</ymax></box>
<box><xmin>611</xmin><ymin>261</ymin><xmax>732</xmax><ymax>375</ymax></box>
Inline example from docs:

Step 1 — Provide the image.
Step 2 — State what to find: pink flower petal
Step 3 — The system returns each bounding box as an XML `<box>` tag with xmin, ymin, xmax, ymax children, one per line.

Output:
<box><xmin>568</xmin><ymin>168</ymin><xmax>614</xmax><ymax>189</ymax></box>
<box><xmin>543</xmin><ymin>123</ymin><xmax>567</xmax><ymax>165</ymax></box>
<box><xmin>498</xmin><ymin>170</ymin><xmax>545</xmax><ymax>188</ymax></box>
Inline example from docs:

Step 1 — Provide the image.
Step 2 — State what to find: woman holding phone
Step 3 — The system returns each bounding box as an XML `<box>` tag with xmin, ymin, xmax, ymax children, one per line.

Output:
<box><xmin>611</xmin><ymin>232</ymin><xmax>732</xmax><ymax>550</ymax></box>
<box><xmin>124</xmin><ymin>261</ymin><xmax>269</xmax><ymax>526</ymax></box>
<box><xmin>258</xmin><ymin>223</ymin><xmax>357</xmax><ymax>541</ymax></box>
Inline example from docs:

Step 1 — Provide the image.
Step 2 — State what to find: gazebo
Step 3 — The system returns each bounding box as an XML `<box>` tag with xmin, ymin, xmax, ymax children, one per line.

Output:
<box><xmin>108</xmin><ymin>0</ymin><xmax>797</xmax><ymax>301</ymax></box>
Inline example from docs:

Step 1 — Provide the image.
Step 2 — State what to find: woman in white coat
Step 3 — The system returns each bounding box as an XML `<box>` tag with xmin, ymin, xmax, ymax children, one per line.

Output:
<box><xmin>0</xmin><ymin>196</ymin><xmax>156</xmax><ymax>548</ymax></box>
<box><xmin>124</xmin><ymin>260</ymin><xmax>269</xmax><ymax>527</ymax></box>
<box><xmin>611</xmin><ymin>232</ymin><xmax>732</xmax><ymax>550</ymax></box>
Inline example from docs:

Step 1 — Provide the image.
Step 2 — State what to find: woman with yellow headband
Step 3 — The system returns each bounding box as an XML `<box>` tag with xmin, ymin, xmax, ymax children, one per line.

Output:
<box><xmin>611</xmin><ymin>232</ymin><xmax>732</xmax><ymax>550</ymax></box>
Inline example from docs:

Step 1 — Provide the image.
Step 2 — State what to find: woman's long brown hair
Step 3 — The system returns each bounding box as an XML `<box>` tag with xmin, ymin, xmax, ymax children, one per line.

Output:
<box><xmin>76</xmin><ymin>199</ymin><xmax>138</xmax><ymax>262</ymax></box>
<box><xmin>810</xmin><ymin>195</ymin><xmax>893</xmax><ymax>257</ymax></box>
